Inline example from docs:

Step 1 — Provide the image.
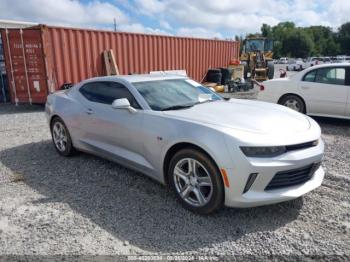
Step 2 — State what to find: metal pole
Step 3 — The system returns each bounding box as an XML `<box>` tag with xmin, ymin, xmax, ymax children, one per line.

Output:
<box><xmin>20</xmin><ymin>28</ymin><xmax>32</xmax><ymax>104</ymax></box>
<box><xmin>5</xmin><ymin>28</ymin><xmax>18</xmax><ymax>105</ymax></box>
<box><xmin>114</xmin><ymin>18</ymin><xmax>117</xmax><ymax>32</ymax></box>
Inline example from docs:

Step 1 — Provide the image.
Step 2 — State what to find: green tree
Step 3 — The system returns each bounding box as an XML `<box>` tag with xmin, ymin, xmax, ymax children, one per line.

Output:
<box><xmin>282</xmin><ymin>29</ymin><xmax>313</xmax><ymax>58</ymax></box>
<box><xmin>261</xmin><ymin>24</ymin><xmax>272</xmax><ymax>38</ymax></box>
<box><xmin>306</xmin><ymin>26</ymin><xmax>340</xmax><ymax>55</ymax></box>
<box><xmin>270</xmin><ymin>22</ymin><xmax>296</xmax><ymax>58</ymax></box>
<box><xmin>257</xmin><ymin>21</ymin><xmax>349</xmax><ymax>58</ymax></box>
<box><xmin>338</xmin><ymin>22</ymin><xmax>350</xmax><ymax>54</ymax></box>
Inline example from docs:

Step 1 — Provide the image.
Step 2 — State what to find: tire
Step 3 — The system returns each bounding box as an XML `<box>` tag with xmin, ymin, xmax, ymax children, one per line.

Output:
<box><xmin>207</xmin><ymin>71</ymin><xmax>222</xmax><ymax>84</ymax></box>
<box><xmin>50</xmin><ymin>117</ymin><xmax>76</xmax><ymax>156</ymax></box>
<box><xmin>241</xmin><ymin>61</ymin><xmax>248</xmax><ymax>79</ymax></box>
<box><xmin>279</xmin><ymin>95</ymin><xmax>305</xmax><ymax>113</ymax></box>
<box><xmin>267</xmin><ymin>61</ymin><xmax>274</xmax><ymax>79</ymax></box>
<box><xmin>168</xmin><ymin>148</ymin><xmax>224</xmax><ymax>214</ymax></box>
<box><xmin>207</xmin><ymin>68</ymin><xmax>221</xmax><ymax>74</ymax></box>
<box><xmin>293</xmin><ymin>66</ymin><xmax>296</xmax><ymax>71</ymax></box>
<box><xmin>219</xmin><ymin>68</ymin><xmax>233</xmax><ymax>85</ymax></box>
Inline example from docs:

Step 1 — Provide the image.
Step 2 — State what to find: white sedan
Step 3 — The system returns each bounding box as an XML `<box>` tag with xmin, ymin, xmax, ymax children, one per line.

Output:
<box><xmin>286</xmin><ymin>59</ymin><xmax>305</xmax><ymax>71</ymax></box>
<box><xmin>258</xmin><ymin>63</ymin><xmax>350</xmax><ymax>119</ymax></box>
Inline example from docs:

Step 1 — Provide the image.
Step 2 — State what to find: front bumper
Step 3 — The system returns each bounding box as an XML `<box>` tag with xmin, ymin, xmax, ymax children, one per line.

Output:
<box><xmin>223</xmin><ymin>139</ymin><xmax>324</xmax><ymax>208</ymax></box>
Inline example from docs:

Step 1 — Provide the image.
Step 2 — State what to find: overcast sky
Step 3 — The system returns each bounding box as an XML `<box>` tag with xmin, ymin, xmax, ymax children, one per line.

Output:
<box><xmin>0</xmin><ymin>0</ymin><xmax>349</xmax><ymax>38</ymax></box>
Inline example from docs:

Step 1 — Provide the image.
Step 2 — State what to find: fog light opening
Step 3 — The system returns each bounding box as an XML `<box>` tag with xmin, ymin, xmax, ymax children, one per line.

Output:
<box><xmin>243</xmin><ymin>173</ymin><xmax>258</xmax><ymax>193</ymax></box>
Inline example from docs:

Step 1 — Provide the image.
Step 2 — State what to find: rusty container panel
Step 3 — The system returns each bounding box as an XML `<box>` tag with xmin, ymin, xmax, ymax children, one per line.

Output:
<box><xmin>2</xmin><ymin>25</ymin><xmax>239</xmax><ymax>103</ymax></box>
<box><xmin>44</xmin><ymin>26</ymin><xmax>239</xmax><ymax>91</ymax></box>
<box><xmin>1</xmin><ymin>28</ymin><xmax>48</xmax><ymax>103</ymax></box>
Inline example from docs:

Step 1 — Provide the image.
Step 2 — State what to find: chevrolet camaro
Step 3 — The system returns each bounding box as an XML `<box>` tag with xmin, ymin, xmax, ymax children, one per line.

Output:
<box><xmin>46</xmin><ymin>75</ymin><xmax>324</xmax><ymax>214</ymax></box>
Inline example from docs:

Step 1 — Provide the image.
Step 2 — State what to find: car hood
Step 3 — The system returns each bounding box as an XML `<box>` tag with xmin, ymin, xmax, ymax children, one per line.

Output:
<box><xmin>162</xmin><ymin>99</ymin><xmax>311</xmax><ymax>135</ymax></box>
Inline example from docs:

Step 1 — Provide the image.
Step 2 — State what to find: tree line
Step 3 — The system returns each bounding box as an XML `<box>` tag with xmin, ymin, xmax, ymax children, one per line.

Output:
<box><xmin>235</xmin><ymin>22</ymin><xmax>350</xmax><ymax>58</ymax></box>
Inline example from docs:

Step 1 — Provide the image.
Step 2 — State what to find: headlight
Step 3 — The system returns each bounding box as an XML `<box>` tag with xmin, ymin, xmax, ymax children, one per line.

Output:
<box><xmin>240</xmin><ymin>146</ymin><xmax>286</xmax><ymax>157</ymax></box>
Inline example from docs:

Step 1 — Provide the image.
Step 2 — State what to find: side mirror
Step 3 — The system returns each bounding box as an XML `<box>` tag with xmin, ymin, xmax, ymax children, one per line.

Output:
<box><xmin>111</xmin><ymin>98</ymin><xmax>137</xmax><ymax>113</ymax></box>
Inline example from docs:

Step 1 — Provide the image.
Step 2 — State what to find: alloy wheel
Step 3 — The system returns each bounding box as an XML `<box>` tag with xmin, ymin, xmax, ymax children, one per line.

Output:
<box><xmin>284</xmin><ymin>99</ymin><xmax>301</xmax><ymax>112</ymax></box>
<box><xmin>52</xmin><ymin>122</ymin><xmax>68</xmax><ymax>152</ymax></box>
<box><xmin>173</xmin><ymin>158</ymin><xmax>213</xmax><ymax>207</ymax></box>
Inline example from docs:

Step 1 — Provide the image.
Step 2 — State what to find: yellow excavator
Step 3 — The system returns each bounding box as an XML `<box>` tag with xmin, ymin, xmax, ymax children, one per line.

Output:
<box><xmin>240</xmin><ymin>37</ymin><xmax>274</xmax><ymax>81</ymax></box>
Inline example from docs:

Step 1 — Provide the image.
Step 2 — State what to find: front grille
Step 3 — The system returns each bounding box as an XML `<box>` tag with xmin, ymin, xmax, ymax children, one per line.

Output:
<box><xmin>265</xmin><ymin>162</ymin><xmax>321</xmax><ymax>191</ymax></box>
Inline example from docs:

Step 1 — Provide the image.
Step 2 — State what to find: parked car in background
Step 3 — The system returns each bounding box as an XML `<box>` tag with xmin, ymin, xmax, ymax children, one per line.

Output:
<box><xmin>305</xmin><ymin>57</ymin><xmax>323</xmax><ymax>68</ymax></box>
<box><xmin>286</xmin><ymin>58</ymin><xmax>305</xmax><ymax>71</ymax></box>
<box><xmin>258</xmin><ymin>63</ymin><xmax>350</xmax><ymax>119</ymax></box>
<box><xmin>46</xmin><ymin>74</ymin><xmax>324</xmax><ymax>214</ymax></box>
<box><xmin>278</xmin><ymin>57</ymin><xmax>288</xmax><ymax>64</ymax></box>
<box><xmin>305</xmin><ymin>57</ymin><xmax>332</xmax><ymax>68</ymax></box>
<box><xmin>334</xmin><ymin>56</ymin><xmax>350</xmax><ymax>63</ymax></box>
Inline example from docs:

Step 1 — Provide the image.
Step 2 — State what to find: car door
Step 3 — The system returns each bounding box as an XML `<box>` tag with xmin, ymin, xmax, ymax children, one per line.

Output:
<box><xmin>299</xmin><ymin>66</ymin><xmax>348</xmax><ymax>117</ymax></box>
<box><xmin>77</xmin><ymin>81</ymin><xmax>152</xmax><ymax>171</ymax></box>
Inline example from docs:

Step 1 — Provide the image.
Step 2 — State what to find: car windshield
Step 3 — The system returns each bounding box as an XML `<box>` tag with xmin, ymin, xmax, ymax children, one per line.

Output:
<box><xmin>133</xmin><ymin>79</ymin><xmax>222</xmax><ymax>111</ymax></box>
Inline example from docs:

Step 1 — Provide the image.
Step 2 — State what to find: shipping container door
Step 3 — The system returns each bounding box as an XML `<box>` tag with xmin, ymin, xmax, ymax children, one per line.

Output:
<box><xmin>2</xmin><ymin>29</ymin><xmax>48</xmax><ymax>103</ymax></box>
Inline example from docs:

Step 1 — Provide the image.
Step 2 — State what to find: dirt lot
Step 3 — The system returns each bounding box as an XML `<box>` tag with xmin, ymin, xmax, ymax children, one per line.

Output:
<box><xmin>0</xmin><ymin>102</ymin><xmax>349</xmax><ymax>260</ymax></box>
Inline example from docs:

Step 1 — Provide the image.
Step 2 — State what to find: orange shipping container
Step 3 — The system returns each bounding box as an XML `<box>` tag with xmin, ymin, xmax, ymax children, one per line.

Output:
<box><xmin>1</xmin><ymin>25</ymin><xmax>239</xmax><ymax>104</ymax></box>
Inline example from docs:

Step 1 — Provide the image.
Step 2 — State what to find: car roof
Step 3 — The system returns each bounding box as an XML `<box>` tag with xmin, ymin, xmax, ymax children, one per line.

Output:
<box><xmin>307</xmin><ymin>63</ymin><xmax>350</xmax><ymax>69</ymax></box>
<box><xmin>83</xmin><ymin>74</ymin><xmax>187</xmax><ymax>83</ymax></box>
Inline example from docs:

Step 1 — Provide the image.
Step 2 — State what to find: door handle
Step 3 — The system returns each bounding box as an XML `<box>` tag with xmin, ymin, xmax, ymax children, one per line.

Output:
<box><xmin>86</xmin><ymin>108</ymin><xmax>94</xmax><ymax>115</ymax></box>
<box><xmin>301</xmin><ymin>86</ymin><xmax>310</xmax><ymax>90</ymax></box>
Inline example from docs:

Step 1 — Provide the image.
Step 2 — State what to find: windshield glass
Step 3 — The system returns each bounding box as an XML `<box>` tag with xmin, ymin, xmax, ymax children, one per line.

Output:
<box><xmin>133</xmin><ymin>79</ymin><xmax>222</xmax><ymax>111</ymax></box>
<box><xmin>246</xmin><ymin>40</ymin><xmax>264</xmax><ymax>52</ymax></box>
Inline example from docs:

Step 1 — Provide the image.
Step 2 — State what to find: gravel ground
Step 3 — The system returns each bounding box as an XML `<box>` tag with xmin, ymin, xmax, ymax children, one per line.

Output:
<box><xmin>0</xmin><ymin>102</ymin><xmax>349</xmax><ymax>261</ymax></box>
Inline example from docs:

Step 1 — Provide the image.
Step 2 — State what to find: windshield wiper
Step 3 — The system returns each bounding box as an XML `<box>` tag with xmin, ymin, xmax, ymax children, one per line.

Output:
<box><xmin>161</xmin><ymin>104</ymin><xmax>194</xmax><ymax>111</ymax></box>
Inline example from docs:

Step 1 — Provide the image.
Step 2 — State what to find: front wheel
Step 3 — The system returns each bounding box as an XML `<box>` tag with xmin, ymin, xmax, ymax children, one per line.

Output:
<box><xmin>50</xmin><ymin>117</ymin><xmax>76</xmax><ymax>156</ymax></box>
<box><xmin>279</xmin><ymin>95</ymin><xmax>305</xmax><ymax>113</ymax></box>
<box><xmin>168</xmin><ymin>149</ymin><xmax>224</xmax><ymax>214</ymax></box>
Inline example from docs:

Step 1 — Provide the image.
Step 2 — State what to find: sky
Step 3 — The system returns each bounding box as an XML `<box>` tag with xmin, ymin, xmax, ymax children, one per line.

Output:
<box><xmin>0</xmin><ymin>0</ymin><xmax>349</xmax><ymax>39</ymax></box>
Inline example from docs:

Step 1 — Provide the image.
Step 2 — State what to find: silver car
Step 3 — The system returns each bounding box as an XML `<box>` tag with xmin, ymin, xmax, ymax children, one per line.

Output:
<box><xmin>46</xmin><ymin>75</ymin><xmax>324</xmax><ymax>214</ymax></box>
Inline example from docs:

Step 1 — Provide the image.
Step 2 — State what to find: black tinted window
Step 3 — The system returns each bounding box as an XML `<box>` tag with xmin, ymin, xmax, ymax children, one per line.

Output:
<box><xmin>79</xmin><ymin>82</ymin><xmax>140</xmax><ymax>108</ymax></box>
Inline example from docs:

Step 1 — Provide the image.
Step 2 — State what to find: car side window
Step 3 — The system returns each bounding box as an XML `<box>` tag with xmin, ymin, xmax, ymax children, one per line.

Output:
<box><xmin>303</xmin><ymin>70</ymin><xmax>317</xmax><ymax>82</ymax></box>
<box><xmin>315</xmin><ymin>68</ymin><xmax>345</xmax><ymax>86</ymax></box>
<box><xmin>79</xmin><ymin>82</ymin><xmax>141</xmax><ymax>109</ymax></box>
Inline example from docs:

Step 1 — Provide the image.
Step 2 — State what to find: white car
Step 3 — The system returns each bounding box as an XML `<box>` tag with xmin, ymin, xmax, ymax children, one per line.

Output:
<box><xmin>278</xmin><ymin>57</ymin><xmax>288</xmax><ymax>64</ymax></box>
<box><xmin>287</xmin><ymin>59</ymin><xmax>305</xmax><ymax>71</ymax></box>
<box><xmin>257</xmin><ymin>63</ymin><xmax>350</xmax><ymax>119</ymax></box>
<box><xmin>305</xmin><ymin>57</ymin><xmax>323</xmax><ymax>68</ymax></box>
<box><xmin>46</xmin><ymin>74</ymin><xmax>324</xmax><ymax>214</ymax></box>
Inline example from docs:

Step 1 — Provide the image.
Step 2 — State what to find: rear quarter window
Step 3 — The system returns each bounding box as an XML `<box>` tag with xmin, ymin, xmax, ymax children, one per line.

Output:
<box><xmin>302</xmin><ymin>70</ymin><xmax>317</xmax><ymax>82</ymax></box>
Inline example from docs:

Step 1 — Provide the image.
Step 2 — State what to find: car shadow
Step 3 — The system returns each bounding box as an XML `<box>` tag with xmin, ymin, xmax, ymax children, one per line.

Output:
<box><xmin>0</xmin><ymin>140</ymin><xmax>303</xmax><ymax>253</ymax></box>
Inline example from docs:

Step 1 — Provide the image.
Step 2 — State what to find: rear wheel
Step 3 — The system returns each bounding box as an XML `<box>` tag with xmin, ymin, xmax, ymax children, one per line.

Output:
<box><xmin>267</xmin><ymin>61</ymin><xmax>274</xmax><ymax>79</ymax></box>
<box><xmin>168</xmin><ymin>148</ymin><xmax>224</xmax><ymax>214</ymax></box>
<box><xmin>50</xmin><ymin>117</ymin><xmax>76</xmax><ymax>156</ymax></box>
<box><xmin>279</xmin><ymin>95</ymin><xmax>305</xmax><ymax>113</ymax></box>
